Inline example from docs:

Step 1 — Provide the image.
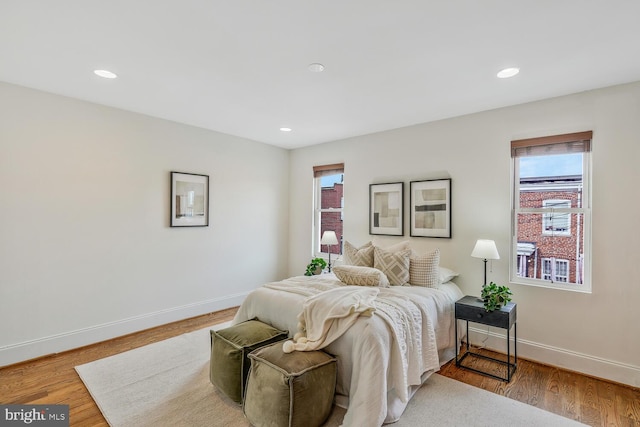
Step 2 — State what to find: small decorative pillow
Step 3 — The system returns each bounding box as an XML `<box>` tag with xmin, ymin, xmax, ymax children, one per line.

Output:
<box><xmin>409</xmin><ymin>248</ymin><xmax>440</xmax><ymax>288</ymax></box>
<box><xmin>333</xmin><ymin>265</ymin><xmax>390</xmax><ymax>287</ymax></box>
<box><xmin>344</xmin><ymin>241</ymin><xmax>374</xmax><ymax>267</ymax></box>
<box><xmin>373</xmin><ymin>246</ymin><xmax>411</xmax><ymax>286</ymax></box>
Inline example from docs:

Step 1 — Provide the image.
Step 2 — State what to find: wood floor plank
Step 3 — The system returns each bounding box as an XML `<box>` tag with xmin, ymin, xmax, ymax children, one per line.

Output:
<box><xmin>556</xmin><ymin>369</ymin><xmax>576</xmax><ymax>419</ymax></box>
<box><xmin>617</xmin><ymin>388</ymin><xmax>640</xmax><ymax>425</ymax></box>
<box><xmin>542</xmin><ymin>366</ymin><xmax>564</xmax><ymax>416</ymax></box>
<box><xmin>1</xmin><ymin>306</ymin><xmax>639</xmax><ymax>427</ymax></box>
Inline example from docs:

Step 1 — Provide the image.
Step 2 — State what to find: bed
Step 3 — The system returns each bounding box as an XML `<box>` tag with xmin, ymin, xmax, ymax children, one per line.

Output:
<box><xmin>232</xmin><ymin>269</ymin><xmax>463</xmax><ymax>427</ymax></box>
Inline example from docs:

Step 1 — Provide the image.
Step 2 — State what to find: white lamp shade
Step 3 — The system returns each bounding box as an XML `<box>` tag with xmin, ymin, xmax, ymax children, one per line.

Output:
<box><xmin>320</xmin><ymin>231</ymin><xmax>339</xmax><ymax>245</ymax></box>
<box><xmin>471</xmin><ymin>239</ymin><xmax>500</xmax><ymax>260</ymax></box>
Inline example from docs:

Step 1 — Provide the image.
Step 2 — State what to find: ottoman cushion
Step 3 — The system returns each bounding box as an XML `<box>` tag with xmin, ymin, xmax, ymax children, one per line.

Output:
<box><xmin>210</xmin><ymin>319</ymin><xmax>288</xmax><ymax>404</ymax></box>
<box><xmin>243</xmin><ymin>342</ymin><xmax>337</xmax><ymax>427</ymax></box>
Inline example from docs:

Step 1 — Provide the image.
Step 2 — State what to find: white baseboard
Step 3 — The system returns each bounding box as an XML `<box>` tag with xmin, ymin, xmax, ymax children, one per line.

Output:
<box><xmin>0</xmin><ymin>292</ymin><xmax>248</xmax><ymax>368</ymax></box>
<box><xmin>467</xmin><ymin>326</ymin><xmax>640</xmax><ymax>388</ymax></box>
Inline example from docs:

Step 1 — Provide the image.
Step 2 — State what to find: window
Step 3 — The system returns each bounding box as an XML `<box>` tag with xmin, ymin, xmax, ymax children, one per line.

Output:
<box><xmin>542</xmin><ymin>199</ymin><xmax>571</xmax><ymax>235</ymax></box>
<box><xmin>542</xmin><ymin>258</ymin><xmax>569</xmax><ymax>282</ymax></box>
<box><xmin>511</xmin><ymin>131</ymin><xmax>592</xmax><ymax>291</ymax></box>
<box><xmin>313</xmin><ymin>163</ymin><xmax>344</xmax><ymax>258</ymax></box>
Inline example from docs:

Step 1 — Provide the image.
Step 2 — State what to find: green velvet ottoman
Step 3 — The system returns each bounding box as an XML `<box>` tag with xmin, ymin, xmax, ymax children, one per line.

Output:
<box><xmin>210</xmin><ymin>319</ymin><xmax>288</xmax><ymax>404</ymax></box>
<box><xmin>243</xmin><ymin>342</ymin><xmax>337</xmax><ymax>427</ymax></box>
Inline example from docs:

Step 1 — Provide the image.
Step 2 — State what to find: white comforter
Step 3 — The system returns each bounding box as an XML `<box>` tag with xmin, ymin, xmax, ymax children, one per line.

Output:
<box><xmin>232</xmin><ymin>274</ymin><xmax>463</xmax><ymax>427</ymax></box>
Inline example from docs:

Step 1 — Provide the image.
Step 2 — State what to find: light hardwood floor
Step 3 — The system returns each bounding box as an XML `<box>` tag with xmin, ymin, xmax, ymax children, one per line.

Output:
<box><xmin>1</xmin><ymin>307</ymin><xmax>638</xmax><ymax>426</ymax></box>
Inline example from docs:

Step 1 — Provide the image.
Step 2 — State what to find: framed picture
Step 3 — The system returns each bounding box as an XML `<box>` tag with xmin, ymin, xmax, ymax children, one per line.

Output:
<box><xmin>170</xmin><ymin>172</ymin><xmax>209</xmax><ymax>227</ymax></box>
<box><xmin>410</xmin><ymin>178</ymin><xmax>451</xmax><ymax>238</ymax></box>
<box><xmin>369</xmin><ymin>182</ymin><xmax>404</xmax><ymax>236</ymax></box>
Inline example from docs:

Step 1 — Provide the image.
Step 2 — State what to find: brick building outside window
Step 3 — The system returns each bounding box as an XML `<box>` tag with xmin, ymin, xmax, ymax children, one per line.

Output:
<box><xmin>516</xmin><ymin>175</ymin><xmax>584</xmax><ymax>284</ymax></box>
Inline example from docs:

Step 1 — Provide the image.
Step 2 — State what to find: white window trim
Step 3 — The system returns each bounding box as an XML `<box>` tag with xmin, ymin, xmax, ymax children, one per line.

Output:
<box><xmin>510</xmin><ymin>152</ymin><xmax>592</xmax><ymax>293</ymax></box>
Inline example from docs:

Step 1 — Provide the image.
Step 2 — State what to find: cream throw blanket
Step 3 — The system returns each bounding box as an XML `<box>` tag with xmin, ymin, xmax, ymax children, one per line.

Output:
<box><xmin>281</xmin><ymin>286</ymin><xmax>379</xmax><ymax>353</ymax></box>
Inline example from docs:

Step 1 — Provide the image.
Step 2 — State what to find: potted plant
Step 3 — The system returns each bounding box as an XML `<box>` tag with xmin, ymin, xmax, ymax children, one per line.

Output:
<box><xmin>304</xmin><ymin>258</ymin><xmax>327</xmax><ymax>276</ymax></box>
<box><xmin>481</xmin><ymin>282</ymin><xmax>513</xmax><ymax>312</ymax></box>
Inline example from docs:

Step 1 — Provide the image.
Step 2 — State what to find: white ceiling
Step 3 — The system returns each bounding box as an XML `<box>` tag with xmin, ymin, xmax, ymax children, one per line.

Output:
<box><xmin>2</xmin><ymin>1</ymin><xmax>640</xmax><ymax>149</ymax></box>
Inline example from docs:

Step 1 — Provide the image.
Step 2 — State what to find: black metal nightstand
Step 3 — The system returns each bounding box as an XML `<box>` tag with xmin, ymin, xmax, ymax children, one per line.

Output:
<box><xmin>455</xmin><ymin>295</ymin><xmax>517</xmax><ymax>382</ymax></box>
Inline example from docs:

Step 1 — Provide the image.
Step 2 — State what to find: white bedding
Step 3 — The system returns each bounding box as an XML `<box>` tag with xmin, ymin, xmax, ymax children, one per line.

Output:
<box><xmin>232</xmin><ymin>274</ymin><xmax>464</xmax><ymax>427</ymax></box>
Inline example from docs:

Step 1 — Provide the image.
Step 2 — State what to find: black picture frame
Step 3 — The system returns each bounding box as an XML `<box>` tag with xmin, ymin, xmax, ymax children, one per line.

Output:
<box><xmin>170</xmin><ymin>171</ymin><xmax>209</xmax><ymax>227</ymax></box>
<box><xmin>410</xmin><ymin>178</ymin><xmax>451</xmax><ymax>238</ymax></box>
<box><xmin>369</xmin><ymin>182</ymin><xmax>404</xmax><ymax>236</ymax></box>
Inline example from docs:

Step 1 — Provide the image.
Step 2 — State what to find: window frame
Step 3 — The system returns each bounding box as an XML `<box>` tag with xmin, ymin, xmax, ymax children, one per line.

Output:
<box><xmin>313</xmin><ymin>164</ymin><xmax>344</xmax><ymax>260</ymax></box>
<box><xmin>510</xmin><ymin>132</ymin><xmax>592</xmax><ymax>292</ymax></box>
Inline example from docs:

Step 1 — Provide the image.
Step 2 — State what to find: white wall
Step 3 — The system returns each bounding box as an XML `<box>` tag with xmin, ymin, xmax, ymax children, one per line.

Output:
<box><xmin>289</xmin><ymin>81</ymin><xmax>640</xmax><ymax>387</ymax></box>
<box><xmin>0</xmin><ymin>82</ymin><xmax>290</xmax><ymax>365</ymax></box>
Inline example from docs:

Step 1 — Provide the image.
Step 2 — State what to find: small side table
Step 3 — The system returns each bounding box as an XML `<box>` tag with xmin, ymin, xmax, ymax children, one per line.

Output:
<box><xmin>455</xmin><ymin>295</ymin><xmax>517</xmax><ymax>382</ymax></box>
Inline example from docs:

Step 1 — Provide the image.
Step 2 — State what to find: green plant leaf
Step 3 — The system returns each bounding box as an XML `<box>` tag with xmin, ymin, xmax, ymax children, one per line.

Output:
<box><xmin>481</xmin><ymin>282</ymin><xmax>512</xmax><ymax>312</ymax></box>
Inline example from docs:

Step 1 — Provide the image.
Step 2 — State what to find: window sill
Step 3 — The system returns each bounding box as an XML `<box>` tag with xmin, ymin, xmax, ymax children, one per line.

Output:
<box><xmin>509</xmin><ymin>277</ymin><xmax>592</xmax><ymax>294</ymax></box>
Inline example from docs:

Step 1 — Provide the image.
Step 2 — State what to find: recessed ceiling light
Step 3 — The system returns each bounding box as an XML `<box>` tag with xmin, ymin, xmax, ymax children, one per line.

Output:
<box><xmin>94</xmin><ymin>69</ymin><xmax>118</xmax><ymax>79</ymax></box>
<box><xmin>308</xmin><ymin>63</ymin><xmax>325</xmax><ymax>73</ymax></box>
<box><xmin>280</xmin><ymin>127</ymin><xmax>292</xmax><ymax>132</ymax></box>
<box><xmin>497</xmin><ymin>67</ymin><xmax>520</xmax><ymax>79</ymax></box>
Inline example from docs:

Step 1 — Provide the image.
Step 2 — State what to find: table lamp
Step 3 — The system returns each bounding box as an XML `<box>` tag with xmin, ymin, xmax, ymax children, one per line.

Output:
<box><xmin>471</xmin><ymin>239</ymin><xmax>500</xmax><ymax>285</ymax></box>
<box><xmin>320</xmin><ymin>231</ymin><xmax>338</xmax><ymax>272</ymax></box>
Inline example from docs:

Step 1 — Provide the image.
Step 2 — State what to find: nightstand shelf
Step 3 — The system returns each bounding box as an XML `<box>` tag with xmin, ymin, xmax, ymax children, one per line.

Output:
<box><xmin>455</xmin><ymin>295</ymin><xmax>517</xmax><ymax>382</ymax></box>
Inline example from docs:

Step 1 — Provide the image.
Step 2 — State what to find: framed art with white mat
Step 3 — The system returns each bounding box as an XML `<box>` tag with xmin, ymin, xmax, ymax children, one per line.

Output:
<box><xmin>410</xmin><ymin>178</ymin><xmax>451</xmax><ymax>238</ymax></box>
<box><xmin>170</xmin><ymin>171</ymin><xmax>209</xmax><ymax>227</ymax></box>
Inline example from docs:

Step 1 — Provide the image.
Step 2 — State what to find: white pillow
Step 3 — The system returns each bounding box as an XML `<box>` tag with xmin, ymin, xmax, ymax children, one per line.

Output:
<box><xmin>333</xmin><ymin>265</ymin><xmax>390</xmax><ymax>287</ymax></box>
<box><xmin>374</xmin><ymin>246</ymin><xmax>411</xmax><ymax>286</ymax></box>
<box><xmin>439</xmin><ymin>267</ymin><xmax>459</xmax><ymax>284</ymax></box>
<box><xmin>409</xmin><ymin>248</ymin><xmax>440</xmax><ymax>288</ymax></box>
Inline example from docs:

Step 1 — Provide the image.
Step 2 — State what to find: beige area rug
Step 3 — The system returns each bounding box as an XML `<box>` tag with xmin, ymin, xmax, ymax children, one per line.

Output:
<box><xmin>76</xmin><ymin>323</ymin><xmax>587</xmax><ymax>427</ymax></box>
